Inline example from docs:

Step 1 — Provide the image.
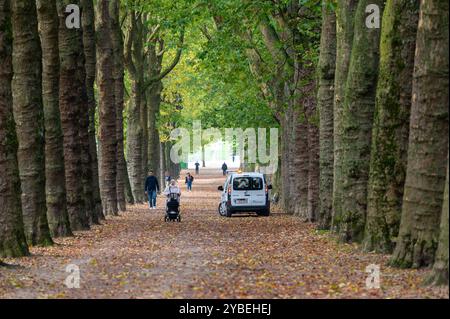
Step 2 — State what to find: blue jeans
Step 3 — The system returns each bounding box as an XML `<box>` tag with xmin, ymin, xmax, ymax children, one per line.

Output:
<box><xmin>147</xmin><ymin>190</ymin><xmax>157</xmax><ymax>208</ymax></box>
<box><xmin>186</xmin><ymin>181</ymin><xmax>192</xmax><ymax>191</ymax></box>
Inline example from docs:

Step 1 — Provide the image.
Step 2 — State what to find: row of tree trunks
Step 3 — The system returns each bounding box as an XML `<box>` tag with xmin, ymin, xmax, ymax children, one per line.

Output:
<box><xmin>96</xmin><ymin>0</ymin><xmax>118</xmax><ymax>216</ymax></box>
<box><xmin>363</xmin><ymin>0</ymin><xmax>419</xmax><ymax>253</ymax></box>
<box><xmin>11</xmin><ymin>0</ymin><xmax>53</xmax><ymax>246</ymax></box>
<box><xmin>0</xmin><ymin>0</ymin><xmax>29</xmax><ymax>257</ymax></box>
<box><xmin>1</xmin><ymin>0</ymin><xmax>128</xmax><ymax>256</ymax></box>
<box><xmin>37</xmin><ymin>0</ymin><xmax>72</xmax><ymax>237</ymax></box>
<box><xmin>390</xmin><ymin>0</ymin><xmax>449</xmax><ymax>268</ymax></box>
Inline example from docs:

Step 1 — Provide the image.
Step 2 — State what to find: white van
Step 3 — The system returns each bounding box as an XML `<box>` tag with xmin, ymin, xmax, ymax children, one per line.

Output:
<box><xmin>217</xmin><ymin>172</ymin><xmax>272</xmax><ymax>217</ymax></box>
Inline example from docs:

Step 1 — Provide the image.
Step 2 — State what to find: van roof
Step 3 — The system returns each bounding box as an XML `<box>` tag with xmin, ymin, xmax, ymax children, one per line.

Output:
<box><xmin>230</xmin><ymin>172</ymin><xmax>264</xmax><ymax>177</ymax></box>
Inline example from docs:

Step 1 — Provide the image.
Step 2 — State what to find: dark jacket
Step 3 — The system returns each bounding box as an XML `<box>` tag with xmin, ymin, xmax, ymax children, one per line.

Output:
<box><xmin>222</xmin><ymin>163</ymin><xmax>228</xmax><ymax>171</ymax></box>
<box><xmin>185</xmin><ymin>175</ymin><xmax>194</xmax><ymax>184</ymax></box>
<box><xmin>145</xmin><ymin>175</ymin><xmax>160</xmax><ymax>192</ymax></box>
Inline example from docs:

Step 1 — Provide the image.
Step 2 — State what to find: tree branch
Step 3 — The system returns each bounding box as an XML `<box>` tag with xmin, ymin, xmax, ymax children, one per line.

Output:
<box><xmin>143</xmin><ymin>28</ymin><xmax>185</xmax><ymax>90</ymax></box>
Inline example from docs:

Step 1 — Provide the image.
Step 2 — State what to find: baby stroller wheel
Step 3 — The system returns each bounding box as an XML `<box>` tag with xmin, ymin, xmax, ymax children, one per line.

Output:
<box><xmin>164</xmin><ymin>216</ymin><xmax>168</xmax><ymax>222</ymax></box>
<box><xmin>177</xmin><ymin>215</ymin><xmax>181</xmax><ymax>222</ymax></box>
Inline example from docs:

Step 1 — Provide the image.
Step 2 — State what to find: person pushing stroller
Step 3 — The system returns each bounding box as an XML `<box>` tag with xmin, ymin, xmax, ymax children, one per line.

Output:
<box><xmin>163</xmin><ymin>179</ymin><xmax>181</xmax><ymax>222</ymax></box>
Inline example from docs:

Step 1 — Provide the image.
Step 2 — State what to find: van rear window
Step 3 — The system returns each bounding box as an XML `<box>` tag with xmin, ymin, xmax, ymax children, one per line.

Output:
<box><xmin>232</xmin><ymin>177</ymin><xmax>263</xmax><ymax>191</ymax></box>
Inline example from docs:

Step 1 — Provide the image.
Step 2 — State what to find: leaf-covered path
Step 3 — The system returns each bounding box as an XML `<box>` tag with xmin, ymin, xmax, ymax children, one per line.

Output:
<box><xmin>0</xmin><ymin>170</ymin><xmax>447</xmax><ymax>298</ymax></box>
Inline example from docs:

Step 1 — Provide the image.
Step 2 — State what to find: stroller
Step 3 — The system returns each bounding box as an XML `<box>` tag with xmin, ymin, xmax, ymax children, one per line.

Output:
<box><xmin>165</xmin><ymin>192</ymin><xmax>181</xmax><ymax>222</ymax></box>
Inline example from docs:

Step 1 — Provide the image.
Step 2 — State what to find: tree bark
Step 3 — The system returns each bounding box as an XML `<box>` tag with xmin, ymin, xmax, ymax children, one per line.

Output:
<box><xmin>425</xmin><ymin>155</ymin><xmax>449</xmax><ymax>285</ymax></box>
<box><xmin>11</xmin><ymin>0</ymin><xmax>53</xmax><ymax>246</ymax></box>
<box><xmin>307</xmin><ymin>118</ymin><xmax>320</xmax><ymax>222</ymax></box>
<box><xmin>76</xmin><ymin>1</ymin><xmax>96</xmax><ymax>225</ymax></box>
<box><xmin>317</xmin><ymin>1</ymin><xmax>336</xmax><ymax>229</ymax></box>
<box><xmin>37</xmin><ymin>0</ymin><xmax>72</xmax><ymax>237</ymax></box>
<box><xmin>81</xmin><ymin>0</ymin><xmax>103</xmax><ymax>221</ymax></box>
<box><xmin>57</xmin><ymin>0</ymin><xmax>90</xmax><ymax>230</ymax></box>
<box><xmin>391</xmin><ymin>0</ymin><xmax>449</xmax><ymax>268</ymax></box>
<box><xmin>363</xmin><ymin>0</ymin><xmax>419</xmax><ymax>253</ymax></box>
<box><xmin>333</xmin><ymin>0</ymin><xmax>384</xmax><ymax>243</ymax></box>
<box><xmin>0</xmin><ymin>0</ymin><xmax>29</xmax><ymax>257</ymax></box>
<box><xmin>124</xmin><ymin>11</ymin><xmax>145</xmax><ymax>203</ymax></box>
<box><xmin>124</xmin><ymin>159</ymin><xmax>135</xmax><ymax>205</ymax></box>
<box><xmin>110</xmin><ymin>0</ymin><xmax>126</xmax><ymax>212</ymax></box>
<box><xmin>96</xmin><ymin>0</ymin><xmax>118</xmax><ymax>216</ymax></box>
<box><xmin>331</xmin><ymin>0</ymin><xmax>358</xmax><ymax>233</ymax></box>
<box><xmin>141</xmin><ymin>89</ymin><xmax>148</xmax><ymax>176</ymax></box>
<box><xmin>292</xmin><ymin>114</ymin><xmax>308</xmax><ymax>220</ymax></box>
<box><xmin>147</xmin><ymin>81</ymin><xmax>162</xmax><ymax>179</ymax></box>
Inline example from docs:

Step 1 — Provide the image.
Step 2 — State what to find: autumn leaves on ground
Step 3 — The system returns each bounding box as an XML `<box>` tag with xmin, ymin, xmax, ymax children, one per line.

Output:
<box><xmin>0</xmin><ymin>169</ymin><xmax>446</xmax><ymax>299</ymax></box>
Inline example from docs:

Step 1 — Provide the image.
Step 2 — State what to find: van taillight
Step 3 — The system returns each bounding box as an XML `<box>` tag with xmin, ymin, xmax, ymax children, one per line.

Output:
<box><xmin>227</xmin><ymin>185</ymin><xmax>231</xmax><ymax>194</ymax></box>
<box><xmin>265</xmin><ymin>184</ymin><xmax>269</xmax><ymax>193</ymax></box>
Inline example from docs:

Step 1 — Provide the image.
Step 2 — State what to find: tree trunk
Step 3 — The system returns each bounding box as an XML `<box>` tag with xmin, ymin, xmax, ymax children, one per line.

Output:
<box><xmin>0</xmin><ymin>0</ymin><xmax>29</xmax><ymax>257</ymax></box>
<box><xmin>124</xmin><ymin>11</ymin><xmax>145</xmax><ymax>203</ymax></box>
<box><xmin>11</xmin><ymin>0</ymin><xmax>53</xmax><ymax>246</ymax></box>
<box><xmin>36</xmin><ymin>0</ymin><xmax>72</xmax><ymax>237</ymax></box>
<box><xmin>333</xmin><ymin>0</ymin><xmax>384</xmax><ymax>242</ymax></box>
<box><xmin>425</xmin><ymin>155</ymin><xmax>449</xmax><ymax>285</ymax></box>
<box><xmin>96</xmin><ymin>0</ymin><xmax>118</xmax><ymax>216</ymax></box>
<box><xmin>202</xmin><ymin>146</ymin><xmax>205</xmax><ymax>167</ymax></box>
<box><xmin>81</xmin><ymin>0</ymin><xmax>103</xmax><ymax>221</ymax></box>
<box><xmin>77</xmin><ymin>1</ymin><xmax>96</xmax><ymax>225</ymax></box>
<box><xmin>292</xmin><ymin>114</ymin><xmax>308</xmax><ymax>220</ymax></box>
<box><xmin>160</xmin><ymin>141</ymin><xmax>166</xmax><ymax>184</ymax></box>
<box><xmin>126</xmin><ymin>78</ymin><xmax>144</xmax><ymax>203</ymax></box>
<box><xmin>280</xmin><ymin>114</ymin><xmax>292</xmax><ymax>213</ymax></box>
<box><xmin>124</xmin><ymin>160</ymin><xmax>135</xmax><ymax>205</ymax></box>
<box><xmin>390</xmin><ymin>0</ymin><xmax>449</xmax><ymax>268</ymax></box>
<box><xmin>110</xmin><ymin>0</ymin><xmax>126</xmax><ymax>212</ymax></box>
<box><xmin>57</xmin><ymin>0</ymin><xmax>90</xmax><ymax>231</ymax></box>
<box><xmin>307</xmin><ymin>120</ymin><xmax>320</xmax><ymax>222</ymax></box>
<box><xmin>141</xmin><ymin>91</ymin><xmax>148</xmax><ymax>177</ymax></box>
<box><xmin>331</xmin><ymin>0</ymin><xmax>358</xmax><ymax>233</ymax></box>
<box><xmin>317</xmin><ymin>1</ymin><xmax>336</xmax><ymax>229</ymax></box>
<box><xmin>147</xmin><ymin>81</ymin><xmax>162</xmax><ymax>179</ymax></box>
<box><xmin>363</xmin><ymin>0</ymin><xmax>419</xmax><ymax>253</ymax></box>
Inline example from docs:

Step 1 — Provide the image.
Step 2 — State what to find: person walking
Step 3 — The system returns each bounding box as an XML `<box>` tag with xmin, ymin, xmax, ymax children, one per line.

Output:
<box><xmin>221</xmin><ymin>162</ymin><xmax>228</xmax><ymax>176</ymax></box>
<box><xmin>195</xmin><ymin>161</ymin><xmax>200</xmax><ymax>175</ymax></box>
<box><xmin>144</xmin><ymin>170</ymin><xmax>160</xmax><ymax>210</ymax></box>
<box><xmin>185</xmin><ymin>172</ymin><xmax>194</xmax><ymax>192</ymax></box>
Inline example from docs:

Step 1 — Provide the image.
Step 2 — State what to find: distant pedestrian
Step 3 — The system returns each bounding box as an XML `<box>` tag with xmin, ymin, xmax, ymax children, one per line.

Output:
<box><xmin>145</xmin><ymin>170</ymin><xmax>160</xmax><ymax>210</ymax></box>
<box><xmin>195</xmin><ymin>161</ymin><xmax>200</xmax><ymax>175</ymax></box>
<box><xmin>185</xmin><ymin>172</ymin><xmax>194</xmax><ymax>192</ymax></box>
<box><xmin>221</xmin><ymin>162</ymin><xmax>228</xmax><ymax>176</ymax></box>
<box><xmin>164</xmin><ymin>170</ymin><xmax>171</xmax><ymax>187</ymax></box>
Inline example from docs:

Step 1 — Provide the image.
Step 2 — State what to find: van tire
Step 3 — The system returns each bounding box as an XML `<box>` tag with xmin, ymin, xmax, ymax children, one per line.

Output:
<box><xmin>225</xmin><ymin>205</ymin><xmax>233</xmax><ymax>217</ymax></box>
